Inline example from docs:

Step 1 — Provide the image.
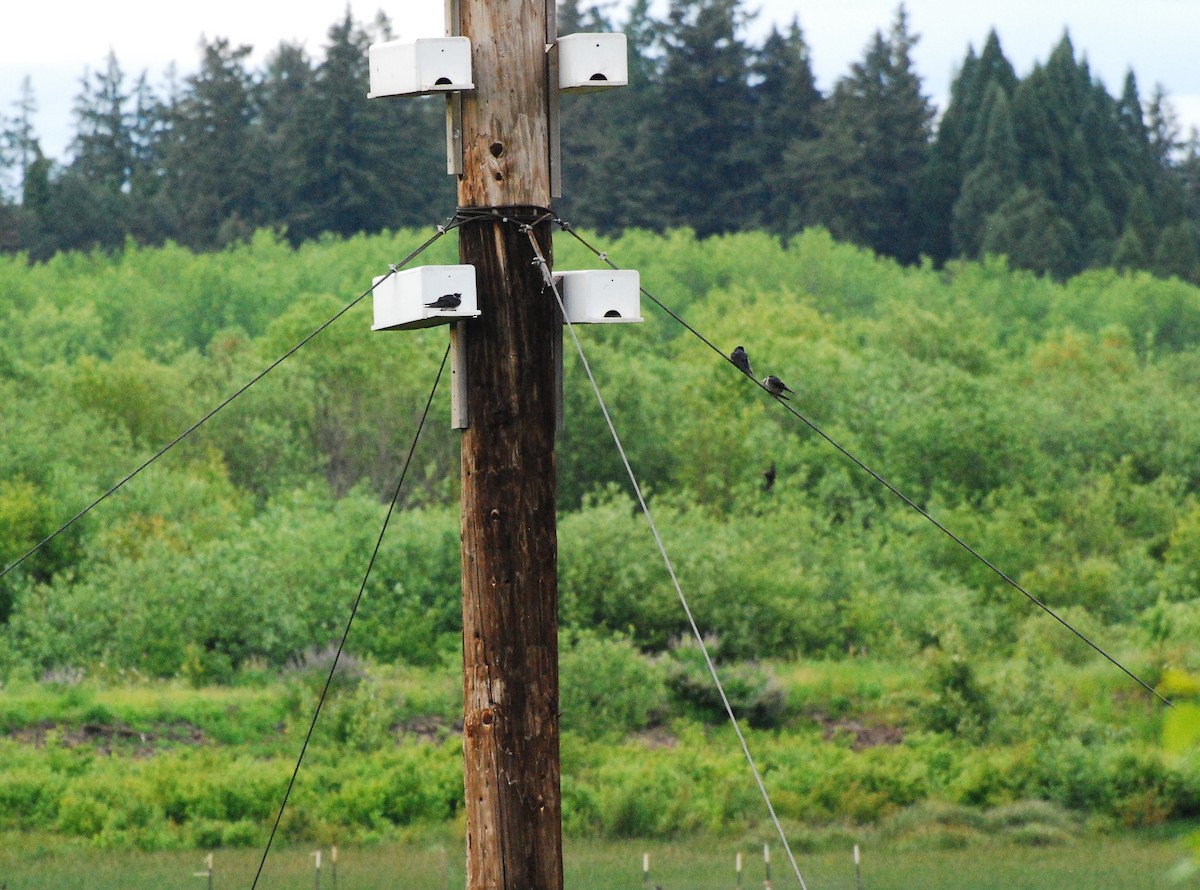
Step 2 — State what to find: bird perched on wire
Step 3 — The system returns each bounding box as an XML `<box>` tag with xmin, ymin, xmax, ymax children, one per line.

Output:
<box><xmin>730</xmin><ymin>345</ymin><xmax>754</xmax><ymax>378</ymax></box>
<box><xmin>762</xmin><ymin>374</ymin><xmax>794</xmax><ymax>400</ymax></box>
<box><xmin>425</xmin><ymin>292</ymin><xmax>462</xmax><ymax>309</ymax></box>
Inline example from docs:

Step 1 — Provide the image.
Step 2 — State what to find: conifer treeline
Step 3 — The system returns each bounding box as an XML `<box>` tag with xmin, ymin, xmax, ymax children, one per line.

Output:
<box><xmin>1</xmin><ymin>1</ymin><xmax>1199</xmax><ymax>281</ymax></box>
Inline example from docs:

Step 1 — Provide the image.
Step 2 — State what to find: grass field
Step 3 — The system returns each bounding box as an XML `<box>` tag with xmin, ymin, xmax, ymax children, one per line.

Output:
<box><xmin>1</xmin><ymin>830</ymin><xmax>1196</xmax><ymax>889</ymax></box>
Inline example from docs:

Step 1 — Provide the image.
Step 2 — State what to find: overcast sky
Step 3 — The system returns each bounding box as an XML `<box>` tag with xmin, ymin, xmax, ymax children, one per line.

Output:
<box><xmin>2</xmin><ymin>0</ymin><xmax>1198</xmax><ymax>161</ymax></box>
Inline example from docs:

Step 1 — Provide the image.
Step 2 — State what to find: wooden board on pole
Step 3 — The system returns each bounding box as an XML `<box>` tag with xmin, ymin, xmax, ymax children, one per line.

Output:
<box><xmin>454</xmin><ymin>0</ymin><xmax>563</xmax><ymax>888</ymax></box>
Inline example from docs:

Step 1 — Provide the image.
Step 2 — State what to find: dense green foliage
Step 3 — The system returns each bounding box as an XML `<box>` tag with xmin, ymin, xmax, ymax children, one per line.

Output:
<box><xmin>0</xmin><ymin>657</ymin><xmax>1195</xmax><ymax>851</ymax></box>
<box><xmin>4</xmin><ymin>3</ymin><xmax>1200</xmax><ymax>282</ymax></box>
<box><xmin>4</xmin><ymin>226</ymin><xmax>1200</xmax><ymax>674</ymax></box>
<box><xmin>3</xmin><ymin>225</ymin><xmax>1200</xmax><ymax>848</ymax></box>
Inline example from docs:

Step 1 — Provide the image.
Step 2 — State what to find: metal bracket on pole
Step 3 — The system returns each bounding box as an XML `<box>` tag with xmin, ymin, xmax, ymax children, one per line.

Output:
<box><xmin>545</xmin><ymin>0</ymin><xmax>563</xmax><ymax>423</ymax></box>
<box><xmin>553</xmin><ymin>314</ymin><xmax>564</xmax><ymax>433</ymax></box>
<box><xmin>547</xmin><ymin>42</ymin><xmax>562</xmax><ymax>198</ymax></box>
<box><xmin>450</xmin><ymin>322</ymin><xmax>470</xmax><ymax>429</ymax></box>
<box><xmin>446</xmin><ymin>95</ymin><xmax>465</xmax><ymax>177</ymax></box>
<box><xmin>546</xmin><ymin>0</ymin><xmax>562</xmax><ymax>198</ymax></box>
<box><xmin>445</xmin><ymin>0</ymin><xmax>465</xmax><ymax>176</ymax></box>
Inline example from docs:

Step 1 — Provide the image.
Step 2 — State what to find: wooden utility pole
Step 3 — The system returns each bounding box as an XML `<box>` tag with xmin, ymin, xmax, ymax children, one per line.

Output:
<box><xmin>454</xmin><ymin>0</ymin><xmax>562</xmax><ymax>888</ymax></box>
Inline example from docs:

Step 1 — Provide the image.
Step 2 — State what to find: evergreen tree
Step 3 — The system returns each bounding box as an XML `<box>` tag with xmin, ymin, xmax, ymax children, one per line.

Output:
<box><xmin>0</xmin><ymin>201</ymin><xmax>16</xmax><ymax>253</ymax></box>
<box><xmin>302</xmin><ymin>12</ymin><xmax>384</xmax><ymax>237</ymax></box>
<box><xmin>648</xmin><ymin>0</ymin><xmax>757</xmax><ymax>236</ymax></box>
<box><xmin>130</xmin><ymin>72</ymin><xmax>163</xmax><ymax>176</ymax></box>
<box><xmin>750</xmin><ymin>19</ymin><xmax>820</xmax><ymax>232</ymax></box>
<box><xmin>4</xmin><ymin>82</ymin><xmax>51</xmax><ymax>256</ymax></box>
<box><xmin>32</xmin><ymin>169</ymin><xmax>129</xmax><ymax>256</ymax></box>
<box><xmin>1146</xmin><ymin>84</ymin><xmax>1183</xmax><ymax>170</ymax></box>
<box><xmin>958</xmin><ymin>31</ymin><xmax>1020</xmax><ymax>168</ymax></box>
<box><xmin>1112</xmin><ymin>187</ymin><xmax>1157</xmax><ymax>271</ymax></box>
<box><xmin>256</xmin><ymin>42</ymin><xmax>316</xmax><ymax>229</ymax></box>
<box><xmin>785</xmin><ymin>106</ymin><xmax>878</xmax><ymax>245</ymax></box>
<box><xmin>919</xmin><ymin>30</ymin><xmax>1017</xmax><ymax>264</ymax></box>
<box><xmin>789</xmin><ymin>5</ymin><xmax>934</xmax><ymax>262</ymax></box>
<box><xmin>1111</xmin><ymin>224</ymin><xmax>1149</xmax><ymax>271</ymax></box>
<box><xmin>1123</xmin><ymin>185</ymin><xmax>1158</xmax><ymax>252</ymax></box>
<box><xmin>276</xmin><ymin>12</ymin><xmax>449</xmax><ymax>242</ymax></box>
<box><xmin>1152</xmin><ymin>220</ymin><xmax>1200</xmax><ymax>282</ymax></box>
<box><xmin>1009</xmin><ymin>35</ymin><xmax>1093</xmax><ymax>227</ymax></box>
<box><xmin>1006</xmin><ymin>32</ymin><xmax>1145</xmax><ymax>276</ymax></box>
<box><xmin>158</xmin><ymin>38</ymin><xmax>263</xmax><ymax>248</ymax></box>
<box><xmin>0</xmin><ymin>104</ymin><xmax>17</xmax><ymax>248</ymax></box>
<box><xmin>1180</xmin><ymin>130</ymin><xmax>1200</xmax><ymax>225</ymax></box>
<box><xmin>0</xmin><ymin>111</ymin><xmax>10</xmax><ymax>202</ymax></box>
<box><xmin>70</xmin><ymin>51</ymin><xmax>137</xmax><ymax>192</ymax></box>
<box><xmin>38</xmin><ymin>51</ymin><xmax>146</xmax><ymax>253</ymax></box>
<box><xmin>1144</xmin><ymin>85</ymin><xmax>1189</xmax><ymax>226</ymax></box>
<box><xmin>981</xmin><ymin>186</ymin><xmax>1079</xmax><ymax>279</ymax></box>
<box><xmin>16</xmin><ymin>143</ymin><xmax>53</xmax><ymax>258</ymax></box>
<box><xmin>4</xmin><ymin>78</ymin><xmax>40</xmax><ymax>191</ymax></box>
<box><xmin>556</xmin><ymin>0</ymin><xmax>663</xmax><ymax>232</ymax></box>
<box><xmin>1076</xmin><ymin>75</ymin><xmax>1126</xmax><ymax>225</ymax></box>
<box><xmin>1079</xmin><ymin>196</ymin><xmax>1119</xmax><ymax>268</ymax></box>
<box><xmin>1114</xmin><ymin>71</ymin><xmax>1155</xmax><ymax>197</ymax></box>
<box><xmin>20</xmin><ymin>144</ymin><xmax>51</xmax><ymax>218</ymax></box>
<box><xmin>950</xmin><ymin>82</ymin><xmax>1017</xmax><ymax>257</ymax></box>
<box><xmin>123</xmin><ymin>72</ymin><xmax>174</xmax><ymax>245</ymax></box>
<box><xmin>2</xmin><ymin>76</ymin><xmax>126</xmax><ymax>259</ymax></box>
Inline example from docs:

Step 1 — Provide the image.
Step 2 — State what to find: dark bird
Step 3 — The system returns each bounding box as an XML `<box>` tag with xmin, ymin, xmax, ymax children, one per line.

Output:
<box><xmin>730</xmin><ymin>345</ymin><xmax>754</xmax><ymax>378</ymax></box>
<box><xmin>425</xmin><ymin>292</ymin><xmax>462</xmax><ymax>309</ymax></box>
<box><xmin>763</xmin><ymin>462</ymin><xmax>777</xmax><ymax>493</ymax></box>
<box><xmin>762</xmin><ymin>374</ymin><xmax>794</xmax><ymax>400</ymax></box>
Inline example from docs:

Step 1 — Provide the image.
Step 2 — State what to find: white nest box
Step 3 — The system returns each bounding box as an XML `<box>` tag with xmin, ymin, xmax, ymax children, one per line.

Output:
<box><xmin>367</xmin><ymin>37</ymin><xmax>474</xmax><ymax>98</ymax></box>
<box><xmin>558</xmin><ymin>33</ymin><xmax>628</xmax><ymax>92</ymax></box>
<box><xmin>557</xmin><ymin>270</ymin><xmax>642</xmax><ymax>323</ymax></box>
<box><xmin>372</xmin><ymin>265</ymin><xmax>481</xmax><ymax>331</ymax></box>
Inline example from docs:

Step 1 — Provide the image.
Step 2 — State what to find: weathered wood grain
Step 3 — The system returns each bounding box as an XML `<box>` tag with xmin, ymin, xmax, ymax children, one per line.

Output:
<box><xmin>456</xmin><ymin>2</ymin><xmax>562</xmax><ymax>888</ymax></box>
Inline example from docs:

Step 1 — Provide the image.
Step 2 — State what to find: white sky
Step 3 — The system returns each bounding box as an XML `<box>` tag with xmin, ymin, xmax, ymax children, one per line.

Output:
<box><xmin>2</xmin><ymin>0</ymin><xmax>1198</xmax><ymax>161</ymax></box>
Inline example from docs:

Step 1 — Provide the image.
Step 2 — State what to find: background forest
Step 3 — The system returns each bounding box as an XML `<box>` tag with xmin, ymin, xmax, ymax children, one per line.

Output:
<box><xmin>2</xmin><ymin>2</ymin><xmax>1200</xmax><ymax>281</ymax></box>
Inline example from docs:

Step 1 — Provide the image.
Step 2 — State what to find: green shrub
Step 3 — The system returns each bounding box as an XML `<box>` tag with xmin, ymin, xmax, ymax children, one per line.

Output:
<box><xmin>665</xmin><ymin>640</ymin><xmax>787</xmax><ymax>728</ymax></box>
<box><xmin>983</xmin><ymin>799</ymin><xmax>1077</xmax><ymax>832</ymax></box>
<box><xmin>559</xmin><ymin>630</ymin><xmax>670</xmax><ymax>739</ymax></box>
<box><xmin>55</xmin><ymin>790</ymin><xmax>108</xmax><ymax>836</ymax></box>
<box><xmin>1010</xmin><ymin>822</ymin><xmax>1073</xmax><ymax>846</ymax></box>
<box><xmin>0</xmin><ymin>767</ymin><xmax>64</xmax><ymax>830</ymax></box>
<box><xmin>918</xmin><ymin>653</ymin><xmax>993</xmax><ymax>741</ymax></box>
<box><xmin>594</xmin><ymin>759</ymin><xmax>705</xmax><ymax>838</ymax></box>
<box><xmin>324</xmin><ymin>672</ymin><xmax>401</xmax><ymax>752</ymax></box>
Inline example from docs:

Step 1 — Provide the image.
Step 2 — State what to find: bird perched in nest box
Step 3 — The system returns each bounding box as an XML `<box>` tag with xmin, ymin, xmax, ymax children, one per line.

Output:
<box><xmin>425</xmin><ymin>292</ymin><xmax>462</xmax><ymax>309</ymax></box>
